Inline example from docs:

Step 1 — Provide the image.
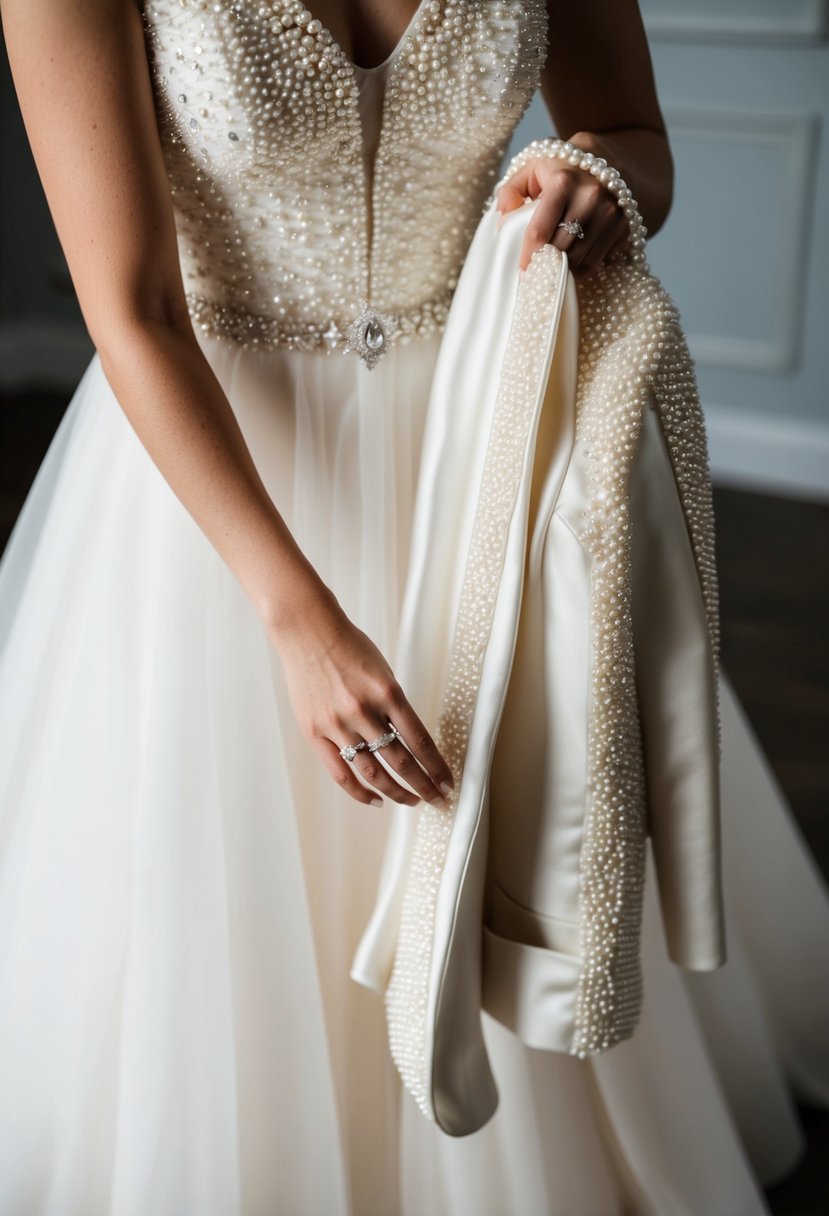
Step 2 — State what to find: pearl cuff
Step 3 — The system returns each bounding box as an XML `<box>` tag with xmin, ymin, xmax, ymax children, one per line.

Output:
<box><xmin>493</xmin><ymin>137</ymin><xmax>649</xmax><ymax>267</ymax></box>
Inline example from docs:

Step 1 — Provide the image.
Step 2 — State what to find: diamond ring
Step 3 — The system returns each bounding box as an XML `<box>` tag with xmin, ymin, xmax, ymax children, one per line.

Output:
<box><xmin>557</xmin><ymin>219</ymin><xmax>585</xmax><ymax>239</ymax></box>
<box><xmin>340</xmin><ymin>740</ymin><xmax>368</xmax><ymax>763</ymax></box>
<box><xmin>367</xmin><ymin>723</ymin><xmax>403</xmax><ymax>754</ymax></box>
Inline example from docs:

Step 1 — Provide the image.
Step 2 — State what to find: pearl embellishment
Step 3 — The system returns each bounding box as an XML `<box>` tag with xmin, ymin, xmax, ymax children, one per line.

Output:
<box><xmin>141</xmin><ymin>0</ymin><xmax>549</xmax><ymax>368</ymax></box>
<box><xmin>493</xmin><ymin>136</ymin><xmax>650</xmax><ymax>267</ymax></box>
<box><xmin>383</xmin><ymin>199</ymin><xmax>721</xmax><ymax>1119</ymax></box>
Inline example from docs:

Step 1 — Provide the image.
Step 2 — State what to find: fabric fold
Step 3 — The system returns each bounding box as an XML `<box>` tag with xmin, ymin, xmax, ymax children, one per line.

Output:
<box><xmin>352</xmin><ymin>191</ymin><xmax>726</xmax><ymax>1135</ymax></box>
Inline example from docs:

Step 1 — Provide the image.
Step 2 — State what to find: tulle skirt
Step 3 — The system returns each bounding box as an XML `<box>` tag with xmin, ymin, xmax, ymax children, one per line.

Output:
<box><xmin>0</xmin><ymin>330</ymin><xmax>827</xmax><ymax>1215</ymax></box>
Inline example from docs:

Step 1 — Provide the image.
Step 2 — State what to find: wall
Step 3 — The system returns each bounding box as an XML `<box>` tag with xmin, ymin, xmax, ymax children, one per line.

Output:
<box><xmin>508</xmin><ymin>0</ymin><xmax>829</xmax><ymax>499</ymax></box>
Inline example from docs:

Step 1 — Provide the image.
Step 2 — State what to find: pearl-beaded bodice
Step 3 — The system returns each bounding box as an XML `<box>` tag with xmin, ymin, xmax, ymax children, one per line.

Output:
<box><xmin>141</xmin><ymin>1</ymin><xmax>548</xmax><ymax>364</ymax></box>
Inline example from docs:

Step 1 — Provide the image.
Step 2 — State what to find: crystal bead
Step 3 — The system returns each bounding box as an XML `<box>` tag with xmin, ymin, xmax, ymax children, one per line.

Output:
<box><xmin>141</xmin><ymin>0</ymin><xmax>548</xmax><ymax>362</ymax></box>
<box><xmin>364</xmin><ymin>320</ymin><xmax>385</xmax><ymax>351</ymax></box>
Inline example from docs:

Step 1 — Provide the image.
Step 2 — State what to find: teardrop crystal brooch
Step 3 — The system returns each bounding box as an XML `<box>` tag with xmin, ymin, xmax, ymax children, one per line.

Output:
<box><xmin>344</xmin><ymin>300</ymin><xmax>398</xmax><ymax>370</ymax></box>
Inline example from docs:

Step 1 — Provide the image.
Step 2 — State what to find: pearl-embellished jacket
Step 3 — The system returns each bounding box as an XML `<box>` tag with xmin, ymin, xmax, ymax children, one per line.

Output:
<box><xmin>351</xmin><ymin>185</ymin><xmax>727</xmax><ymax>1136</ymax></box>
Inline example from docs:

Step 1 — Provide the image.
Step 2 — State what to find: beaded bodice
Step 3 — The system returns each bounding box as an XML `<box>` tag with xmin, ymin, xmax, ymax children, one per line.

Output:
<box><xmin>141</xmin><ymin>1</ymin><xmax>548</xmax><ymax>365</ymax></box>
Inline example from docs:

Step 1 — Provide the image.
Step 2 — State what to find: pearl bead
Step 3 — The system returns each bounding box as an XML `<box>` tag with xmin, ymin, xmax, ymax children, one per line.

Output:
<box><xmin>390</xmin><ymin>164</ymin><xmax>719</xmax><ymax>1109</ymax></box>
<box><xmin>142</xmin><ymin>0</ymin><xmax>548</xmax><ymax>367</ymax></box>
<box><xmin>492</xmin><ymin>137</ymin><xmax>650</xmax><ymax>267</ymax></box>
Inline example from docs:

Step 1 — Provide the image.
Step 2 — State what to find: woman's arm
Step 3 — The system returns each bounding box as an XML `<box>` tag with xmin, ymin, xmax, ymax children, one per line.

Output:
<box><xmin>498</xmin><ymin>0</ymin><xmax>673</xmax><ymax>274</ymax></box>
<box><xmin>1</xmin><ymin>0</ymin><xmax>453</xmax><ymax>809</ymax></box>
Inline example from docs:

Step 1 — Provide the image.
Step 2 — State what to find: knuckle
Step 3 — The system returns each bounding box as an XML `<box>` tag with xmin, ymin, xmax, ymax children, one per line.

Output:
<box><xmin>583</xmin><ymin>178</ymin><xmax>605</xmax><ymax>205</ymax></box>
<box><xmin>570</xmin><ymin>130</ymin><xmax>599</xmax><ymax>154</ymax></box>
<box><xmin>376</xmin><ymin>676</ymin><xmax>399</xmax><ymax>705</ymax></box>
<box><xmin>395</xmin><ymin>751</ymin><xmax>415</xmax><ymax>776</ymax></box>
<box><xmin>339</xmin><ymin>689</ymin><xmax>363</xmax><ymax>719</ymax></box>
<box><xmin>411</xmin><ymin>730</ymin><xmax>431</xmax><ymax>756</ymax></box>
<box><xmin>333</xmin><ymin>770</ymin><xmax>350</xmax><ymax>789</ymax></box>
<box><xmin>361</xmin><ymin>761</ymin><xmax>380</xmax><ymax>783</ymax></box>
<box><xmin>542</xmin><ymin>164</ymin><xmax>571</xmax><ymax>193</ymax></box>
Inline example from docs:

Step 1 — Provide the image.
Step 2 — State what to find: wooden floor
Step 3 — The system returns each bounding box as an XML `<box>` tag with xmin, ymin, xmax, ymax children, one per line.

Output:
<box><xmin>1</xmin><ymin>390</ymin><xmax>828</xmax><ymax>1214</ymax></box>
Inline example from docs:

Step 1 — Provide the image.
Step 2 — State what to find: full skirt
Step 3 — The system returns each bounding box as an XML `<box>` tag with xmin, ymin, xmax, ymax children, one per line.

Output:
<box><xmin>0</xmin><ymin>331</ymin><xmax>827</xmax><ymax>1215</ymax></box>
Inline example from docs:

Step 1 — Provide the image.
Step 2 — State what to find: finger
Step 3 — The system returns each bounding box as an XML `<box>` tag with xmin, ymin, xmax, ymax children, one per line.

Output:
<box><xmin>558</xmin><ymin>177</ymin><xmax>614</xmax><ymax>271</ymax></box>
<box><xmin>371</xmin><ymin>734</ymin><xmax>449</xmax><ymax>809</ymax></box>
<box><xmin>604</xmin><ymin>229</ymin><xmax>632</xmax><ymax>265</ymax></box>
<box><xmin>568</xmin><ymin>196</ymin><xmax>625</xmax><ymax>274</ymax></box>
<box><xmin>316</xmin><ymin>737</ymin><xmax>384</xmax><ymax>808</ymax></box>
<box><xmin>576</xmin><ymin>206</ymin><xmax>628</xmax><ymax>276</ymax></box>
<box><xmin>352</xmin><ymin>742</ymin><xmax>422</xmax><ymax>806</ymax></box>
<box><xmin>495</xmin><ymin>181</ymin><xmax>528</xmax><ymax>226</ymax></box>
<box><xmin>350</xmin><ymin>713</ymin><xmax>424</xmax><ymax>806</ymax></box>
<box><xmin>496</xmin><ymin>161</ymin><xmax>545</xmax><ymax>212</ymax></box>
<box><xmin>386</xmin><ymin>697</ymin><xmax>455</xmax><ymax>801</ymax></box>
<box><xmin>517</xmin><ymin>177</ymin><xmax>568</xmax><ymax>272</ymax></box>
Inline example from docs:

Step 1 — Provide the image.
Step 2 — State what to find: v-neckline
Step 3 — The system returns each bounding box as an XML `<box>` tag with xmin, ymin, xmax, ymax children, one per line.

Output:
<box><xmin>303</xmin><ymin>0</ymin><xmax>431</xmax><ymax>74</ymax></box>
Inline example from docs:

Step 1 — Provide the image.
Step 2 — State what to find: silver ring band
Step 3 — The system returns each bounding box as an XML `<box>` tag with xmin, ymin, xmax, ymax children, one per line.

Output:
<box><xmin>340</xmin><ymin>722</ymin><xmax>403</xmax><ymax>762</ymax></box>
<box><xmin>368</xmin><ymin>723</ymin><xmax>403</xmax><ymax>754</ymax></box>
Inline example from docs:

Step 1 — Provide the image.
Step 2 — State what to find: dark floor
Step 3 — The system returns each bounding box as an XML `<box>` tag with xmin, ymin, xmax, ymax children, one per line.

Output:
<box><xmin>1</xmin><ymin>390</ymin><xmax>828</xmax><ymax>1213</ymax></box>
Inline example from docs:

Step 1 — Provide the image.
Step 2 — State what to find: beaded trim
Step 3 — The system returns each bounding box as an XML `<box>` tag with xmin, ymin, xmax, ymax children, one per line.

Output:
<box><xmin>144</xmin><ymin>0</ymin><xmax>548</xmax><ymax>366</ymax></box>
<box><xmin>383</xmin><ymin>237</ymin><xmax>722</xmax><ymax>1116</ymax></box>
<box><xmin>185</xmin><ymin>289</ymin><xmax>455</xmax><ymax>355</ymax></box>
<box><xmin>569</xmin><ymin>257</ymin><xmax>721</xmax><ymax>1054</ymax></box>
<box><xmin>491</xmin><ymin>136</ymin><xmax>649</xmax><ymax>267</ymax></box>
<box><xmin>384</xmin><ymin>244</ymin><xmax>564</xmax><ymax>1118</ymax></box>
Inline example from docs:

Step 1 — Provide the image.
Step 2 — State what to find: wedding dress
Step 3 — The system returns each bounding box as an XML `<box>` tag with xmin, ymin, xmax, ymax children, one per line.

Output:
<box><xmin>0</xmin><ymin>2</ymin><xmax>827</xmax><ymax>1213</ymax></box>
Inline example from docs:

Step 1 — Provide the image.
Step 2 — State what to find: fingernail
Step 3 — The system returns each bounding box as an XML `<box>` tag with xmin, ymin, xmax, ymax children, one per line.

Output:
<box><xmin>433</xmin><ymin>794</ymin><xmax>448</xmax><ymax>810</ymax></box>
<box><xmin>495</xmin><ymin>211</ymin><xmax>504</xmax><ymax>232</ymax></box>
<box><xmin>370</xmin><ymin>795</ymin><xmax>383</xmax><ymax>807</ymax></box>
<box><xmin>439</xmin><ymin>780</ymin><xmax>454</xmax><ymax>797</ymax></box>
<box><xmin>519</xmin><ymin>268</ymin><xmax>526</xmax><ymax>281</ymax></box>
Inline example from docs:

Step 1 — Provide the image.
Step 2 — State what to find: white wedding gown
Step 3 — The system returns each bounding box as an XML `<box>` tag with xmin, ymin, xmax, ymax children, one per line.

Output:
<box><xmin>1</xmin><ymin>4</ymin><xmax>828</xmax><ymax>1213</ymax></box>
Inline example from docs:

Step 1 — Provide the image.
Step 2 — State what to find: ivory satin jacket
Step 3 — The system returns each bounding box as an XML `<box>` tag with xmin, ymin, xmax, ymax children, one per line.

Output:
<box><xmin>351</xmin><ymin>188</ymin><xmax>727</xmax><ymax>1137</ymax></box>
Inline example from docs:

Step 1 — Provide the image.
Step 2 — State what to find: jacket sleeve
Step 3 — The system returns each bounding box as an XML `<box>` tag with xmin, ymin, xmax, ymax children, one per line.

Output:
<box><xmin>629</xmin><ymin>398</ymin><xmax>727</xmax><ymax>971</ymax></box>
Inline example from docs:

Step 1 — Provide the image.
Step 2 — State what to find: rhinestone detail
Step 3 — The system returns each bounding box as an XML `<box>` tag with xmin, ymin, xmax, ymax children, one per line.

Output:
<box><xmin>343</xmin><ymin>300</ymin><xmax>398</xmax><ymax>370</ymax></box>
<box><xmin>339</xmin><ymin>741</ymin><xmax>368</xmax><ymax>763</ymax></box>
<box><xmin>141</xmin><ymin>0</ymin><xmax>549</xmax><ymax>360</ymax></box>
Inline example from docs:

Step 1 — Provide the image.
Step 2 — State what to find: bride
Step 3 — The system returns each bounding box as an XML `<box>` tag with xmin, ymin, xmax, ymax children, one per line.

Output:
<box><xmin>1</xmin><ymin>0</ymin><xmax>827</xmax><ymax>1212</ymax></box>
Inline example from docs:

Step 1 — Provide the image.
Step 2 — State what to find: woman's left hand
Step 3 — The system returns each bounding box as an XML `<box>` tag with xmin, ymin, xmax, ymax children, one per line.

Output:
<box><xmin>495</xmin><ymin>141</ymin><xmax>630</xmax><ymax>277</ymax></box>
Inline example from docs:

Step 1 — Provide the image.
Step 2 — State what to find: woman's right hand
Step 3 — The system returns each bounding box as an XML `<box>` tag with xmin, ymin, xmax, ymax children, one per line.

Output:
<box><xmin>270</xmin><ymin>581</ymin><xmax>455</xmax><ymax>811</ymax></box>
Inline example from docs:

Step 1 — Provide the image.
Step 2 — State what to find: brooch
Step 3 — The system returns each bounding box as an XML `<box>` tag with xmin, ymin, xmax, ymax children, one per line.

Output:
<box><xmin>344</xmin><ymin>300</ymin><xmax>398</xmax><ymax>370</ymax></box>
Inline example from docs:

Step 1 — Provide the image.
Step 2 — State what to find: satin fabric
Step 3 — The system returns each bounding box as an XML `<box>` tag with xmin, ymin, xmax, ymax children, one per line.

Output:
<box><xmin>0</xmin><ymin>66</ymin><xmax>827</xmax><ymax>1212</ymax></box>
<box><xmin>2</xmin><ymin>321</ymin><xmax>827</xmax><ymax>1212</ymax></box>
<box><xmin>353</xmin><ymin>194</ymin><xmax>726</xmax><ymax>1133</ymax></box>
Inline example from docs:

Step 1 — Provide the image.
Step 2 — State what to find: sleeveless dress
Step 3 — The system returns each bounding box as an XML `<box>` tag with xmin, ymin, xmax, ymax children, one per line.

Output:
<box><xmin>0</xmin><ymin>2</ymin><xmax>827</xmax><ymax>1213</ymax></box>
